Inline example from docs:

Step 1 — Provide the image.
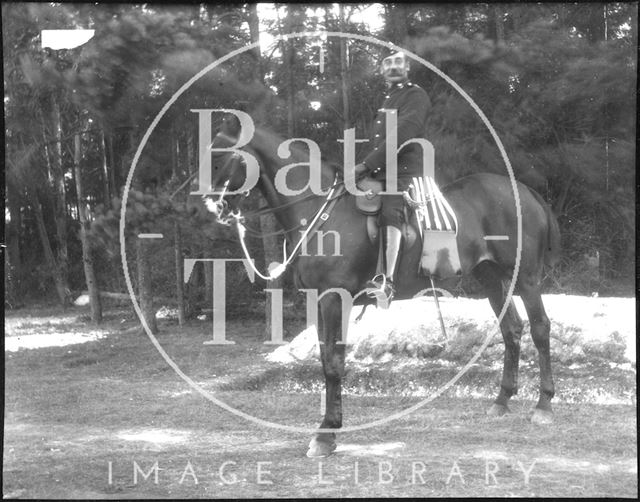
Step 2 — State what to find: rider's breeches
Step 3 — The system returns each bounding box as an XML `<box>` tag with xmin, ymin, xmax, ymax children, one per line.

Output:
<box><xmin>379</xmin><ymin>176</ymin><xmax>413</xmax><ymax>229</ymax></box>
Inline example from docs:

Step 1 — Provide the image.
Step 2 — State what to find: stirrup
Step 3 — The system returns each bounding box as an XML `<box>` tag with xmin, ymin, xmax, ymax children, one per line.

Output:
<box><xmin>365</xmin><ymin>273</ymin><xmax>386</xmax><ymax>293</ymax></box>
<box><xmin>365</xmin><ymin>274</ymin><xmax>396</xmax><ymax>307</ymax></box>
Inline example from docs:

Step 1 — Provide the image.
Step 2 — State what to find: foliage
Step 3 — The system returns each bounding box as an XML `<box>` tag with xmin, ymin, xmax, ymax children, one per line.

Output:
<box><xmin>3</xmin><ymin>3</ymin><xmax>636</xmax><ymax>305</ymax></box>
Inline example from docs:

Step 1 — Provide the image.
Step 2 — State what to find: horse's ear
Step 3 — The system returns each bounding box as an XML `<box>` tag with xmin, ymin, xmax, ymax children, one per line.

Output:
<box><xmin>222</xmin><ymin>113</ymin><xmax>242</xmax><ymax>139</ymax></box>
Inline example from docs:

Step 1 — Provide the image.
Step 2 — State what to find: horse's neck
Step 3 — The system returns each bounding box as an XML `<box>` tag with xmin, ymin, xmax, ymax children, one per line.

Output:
<box><xmin>252</xmin><ymin>130</ymin><xmax>336</xmax><ymax>231</ymax></box>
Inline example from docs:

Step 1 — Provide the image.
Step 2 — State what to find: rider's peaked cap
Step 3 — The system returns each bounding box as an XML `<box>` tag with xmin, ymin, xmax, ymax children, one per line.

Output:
<box><xmin>377</xmin><ymin>46</ymin><xmax>409</xmax><ymax>64</ymax></box>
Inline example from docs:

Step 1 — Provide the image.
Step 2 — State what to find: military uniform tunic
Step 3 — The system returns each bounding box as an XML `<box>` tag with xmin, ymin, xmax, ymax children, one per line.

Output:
<box><xmin>362</xmin><ymin>81</ymin><xmax>431</xmax><ymax>228</ymax></box>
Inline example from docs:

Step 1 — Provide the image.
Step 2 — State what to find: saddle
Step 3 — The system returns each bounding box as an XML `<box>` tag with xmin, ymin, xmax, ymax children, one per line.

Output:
<box><xmin>355</xmin><ymin>175</ymin><xmax>462</xmax><ymax>279</ymax></box>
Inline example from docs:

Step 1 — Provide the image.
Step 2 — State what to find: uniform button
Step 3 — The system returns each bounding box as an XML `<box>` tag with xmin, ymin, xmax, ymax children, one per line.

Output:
<box><xmin>376</xmin><ymin>120</ymin><xmax>381</xmax><ymax>124</ymax></box>
<box><xmin>375</xmin><ymin>134</ymin><xmax>380</xmax><ymax>137</ymax></box>
<box><xmin>385</xmin><ymin>95</ymin><xmax>389</xmax><ymax>99</ymax></box>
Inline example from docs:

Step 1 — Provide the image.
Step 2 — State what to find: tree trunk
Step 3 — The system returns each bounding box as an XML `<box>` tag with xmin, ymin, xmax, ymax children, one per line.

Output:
<box><xmin>184</xmin><ymin>250</ymin><xmax>202</xmax><ymax>319</ymax></box>
<box><xmin>70</xmin><ymin>153</ymin><xmax>81</xmax><ymax>222</ymax></box>
<box><xmin>510</xmin><ymin>5</ymin><xmax>523</xmax><ymax>32</ymax></box>
<box><xmin>204</xmin><ymin>261</ymin><xmax>213</xmax><ymax>320</ymax></box>
<box><xmin>74</xmin><ymin>132</ymin><xmax>102</xmax><ymax>323</ymax></box>
<box><xmin>251</xmin><ymin>3</ymin><xmax>284</xmax><ymax>338</ymax></box>
<box><xmin>50</xmin><ymin>97</ymin><xmax>70</xmax><ymax>305</ymax></box>
<box><xmin>385</xmin><ymin>4</ymin><xmax>409</xmax><ymax>45</ymax></box>
<box><xmin>100</xmin><ymin>127</ymin><xmax>111</xmax><ymax>203</ymax></box>
<box><xmin>259</xmin><ymin>209</ymin><xmax>283</xmax><ymax>339</ymax></box>
<box><xmin>176</xmin><ymin>134</ymin><xmax>183</xmax><ymax>178</ymax></box>
<box><xmin>106</xmin><ymin>133</ymin><xmax>117</xmax><ymax>197</ymax></box>
<box><xmin>136</xmin><ymin>238</ymin><xmax>158</xmax><ymax>333</ymax></box>
<box><xmin>174</xmin><ymin>222</ymin><xmax>186</xmax><ymax>326</ymax></box>
<box><xmin>186</xmin><ymin>130</ymin><xmax>195</xmax><ymax>175</ymax></box>
<box><xmin>122</xmin><ymin>127</ymin><xmax>137</xmax><ymax>189</ymax></box>
<box><xmin>39</xmin><ymin>108</ymin><xmax>53</xmax><ymax>183</ymax></box>
<box><xmin>5</xmin><ymin>238</ymin><xmax>22</xmax><ymax>306</ymax></box>
<box><xmin>5</xmin><ymin>186</ymin><xmax>23</xmax><ymax>305</ymax></box>
<box><xmin>171</xmin><ymin>126</ymin><xmax>179</xmax><ymax>179</ymax></box>
<box><xmin>249</xmin><ymin>4</ymin><xmax>282</xmax><ymax>339</ymax></box>
<box><xmin>586</xmin><ymin>4</ymin><xmax>606</xmax><ymax>43</ymax></box>
<box><xmin>171</xmin><ymin>124</ymin><xmax>187</xmax><ymax>326</ymax></box>
<box><xmin>339</xmin><ymin>4</ymin><xmax>351</xmax><ymax>129</ymax></box>
<box><xmin>284</xmin><ymin>6</ymin><xmax>298</xmax><ymax>137</ymax></box>
<box><xmin>30</xmin><ymin>189</ymin><xmax>68</xmax><ymax>304</ymax></box>
<box><xmin>493</xmin><ymin>5</ymin><xmax>505</xmax><ymax>42</ymax></box>
<box><xmin>248</xmin><ymin>3</ymin><xmax>262</xmax><ymax>78</ymax></box>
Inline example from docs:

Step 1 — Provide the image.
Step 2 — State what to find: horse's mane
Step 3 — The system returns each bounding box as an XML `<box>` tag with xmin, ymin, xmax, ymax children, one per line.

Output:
<box><xmin>250</xmin><ymin>127</ymin><xmax>341</xmax><ymax>182</ymax></box>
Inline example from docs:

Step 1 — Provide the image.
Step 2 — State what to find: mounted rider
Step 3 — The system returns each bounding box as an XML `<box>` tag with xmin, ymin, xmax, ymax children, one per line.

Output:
<box><xmin>352</xmin><ymin>50</ymin><xmax>432</xmax><ymax>303</ymax></box>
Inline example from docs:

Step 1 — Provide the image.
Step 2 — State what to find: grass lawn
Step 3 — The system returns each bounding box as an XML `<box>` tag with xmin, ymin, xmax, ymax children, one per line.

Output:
<box><xmin>4</xmin><ymin>305</ymin><xmax>637</xmax><ymax>498</ymax></box>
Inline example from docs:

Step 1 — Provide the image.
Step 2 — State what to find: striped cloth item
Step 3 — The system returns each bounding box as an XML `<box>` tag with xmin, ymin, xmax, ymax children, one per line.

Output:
<box><xmin>407</xmin><ymin>176</ymin><xmax>458</xmax><ymax>235</ymax></box>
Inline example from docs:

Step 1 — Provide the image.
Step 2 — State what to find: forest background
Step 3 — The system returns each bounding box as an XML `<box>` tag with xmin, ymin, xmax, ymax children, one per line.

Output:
<box><xmin>3</xmin><ymin>2</ymin><xmax>636</xmax><ymax>327</ymax></box>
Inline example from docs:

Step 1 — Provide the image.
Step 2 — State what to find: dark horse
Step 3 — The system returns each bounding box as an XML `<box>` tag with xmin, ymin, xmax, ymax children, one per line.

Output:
<box><xmin>204</xmin><ymin>118</ymin><xmax>561</xmax><ymax>457</ymax></box>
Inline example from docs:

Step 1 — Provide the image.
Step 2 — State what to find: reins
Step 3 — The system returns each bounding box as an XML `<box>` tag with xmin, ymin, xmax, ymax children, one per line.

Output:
<box><xmin>235</xmin><ymin>184</ymin><xmax>332</xmax><ymax>239</ymax></box>
<box><xmin>231</xmin><ymin>175</ymin><xmax>344</xmax><ymax>280</ymax></box>
<box><xmin>170</xmin><ymin>167</ymin><xmax>342</xmax><ymax>239</ymax></box>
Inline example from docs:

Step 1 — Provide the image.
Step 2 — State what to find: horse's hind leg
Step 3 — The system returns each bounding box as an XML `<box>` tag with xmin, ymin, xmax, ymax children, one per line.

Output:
<box><xmin>473</xmin><ymin>261</ymin><xmax>524</xmax><ymax>416</ymax></box>
<box><xmin>307</xmin><ymin>294</ymin><xmax>345</xmax><ymax>457</ymax></box>
<box><xmin>519</xmin><ymin>283</ymin><xmax>555</xmax><ymax>425</ymax></box>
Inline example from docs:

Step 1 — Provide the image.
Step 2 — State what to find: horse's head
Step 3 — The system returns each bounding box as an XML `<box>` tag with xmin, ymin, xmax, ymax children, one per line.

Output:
<box><xmin>210</xmin><ymin>115</ymin><xmax>245</xmax><ymax>188</ymax></box>
<box><xmin>206</xmin><ymin>114</ymin><xmax>259</xmax><ymax>223</ymax></box>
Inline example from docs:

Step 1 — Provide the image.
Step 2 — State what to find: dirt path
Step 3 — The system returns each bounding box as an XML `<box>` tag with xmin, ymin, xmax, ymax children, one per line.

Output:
<box><xmin>3</xmin><ymin>307</ymin><xmax>637</xmax><ymax>498</ymax></box>
<box><xmin>4</xmin><ymin>396</ymin><xmax>636</xmax><ymax>498</ymax></box>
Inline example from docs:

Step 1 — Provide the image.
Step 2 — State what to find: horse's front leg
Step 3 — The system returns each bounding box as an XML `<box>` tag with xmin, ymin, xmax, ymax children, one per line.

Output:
<box><xmin>307</xmin><ymin>295</ymin><xmax>346</xmax><ymax>458</ymax></box>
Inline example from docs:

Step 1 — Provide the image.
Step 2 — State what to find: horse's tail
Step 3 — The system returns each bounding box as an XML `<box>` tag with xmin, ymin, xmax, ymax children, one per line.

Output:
<box><xmin>528</xmin><ymin>188</ymin><xmax>561</xmax><ymax>267</ymax></box>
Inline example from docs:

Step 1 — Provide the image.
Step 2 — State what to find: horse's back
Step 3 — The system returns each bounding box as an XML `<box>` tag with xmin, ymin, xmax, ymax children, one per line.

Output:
<box><xmin>443</xmin><ymin>173</ymin><xmax>559</xmax><ymax>276</ymax></box>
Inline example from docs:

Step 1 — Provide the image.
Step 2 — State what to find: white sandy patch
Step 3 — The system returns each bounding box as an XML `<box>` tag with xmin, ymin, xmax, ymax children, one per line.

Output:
<box><xmin>537</xmin><ymin>455</ymin><xmax>613</xmax><ymax>473</ymax></box>
<box><xmin>116</xmin><ymin>428</ymin><xmax>191</xmax><ymax>444</ymax></box>
<box><xmin>335</xmin><ymin>441</ymin><xmax>406</xmax><ymax>456</ymax></box>
<box><xmin>5</xmin><ymin>331</ymin><xmax>107</xmax><ymax>352</ymax></box>
<box><xmin>266</xmin><ymin>295</ymin><xmax>635</xmax><ymax>364</ymax></box>
<box><xmin>471</xmin><ymin>450</ymin><xmax>511</xmax><ymax>461</ymax></box>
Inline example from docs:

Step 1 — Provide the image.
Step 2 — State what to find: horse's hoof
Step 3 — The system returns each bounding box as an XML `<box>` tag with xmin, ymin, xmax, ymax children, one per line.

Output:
<box><xmin>487</xmin><ymin>403</ymin><xmax>510</xmax><ymax>417</ymax></box>
<box><xmin>531</xmin><ymin>408</ymin><xmax>553</xmax><ymax>425</ymax></box>
<box><xmin>306</xmin><ymin>437</ymin><xmax>336</xmax><ymax>458</ymax></box>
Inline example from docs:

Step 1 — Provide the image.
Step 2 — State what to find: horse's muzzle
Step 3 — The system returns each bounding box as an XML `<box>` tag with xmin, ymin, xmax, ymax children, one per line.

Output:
<box><xmin>204</xmin><ymin>197</ymin><xmax>228</xmax><ymax>218</ymax></box>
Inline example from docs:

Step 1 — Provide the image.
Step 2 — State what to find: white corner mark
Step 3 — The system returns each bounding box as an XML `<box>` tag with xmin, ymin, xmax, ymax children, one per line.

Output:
<box><xmin>41</xmin><ymin>29</ymin><xmax>95</xmax><ymax>50</ymax></box>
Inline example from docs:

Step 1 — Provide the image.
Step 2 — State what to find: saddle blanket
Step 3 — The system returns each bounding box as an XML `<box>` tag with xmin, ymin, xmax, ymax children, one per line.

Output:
<box><xmin>405</xmin><ymin>176</ymin><xmax>458</xmax><ymax>233</ymax></box>
<box><xmin>405</xmin><ymin>177</ymin><xmax>462</xmax><ymax>278</ymax></box>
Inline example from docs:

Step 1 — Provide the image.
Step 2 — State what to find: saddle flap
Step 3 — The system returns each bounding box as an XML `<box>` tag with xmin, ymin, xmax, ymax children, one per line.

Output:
<box><xmin>406</xmin><ymin>176</ymin><xmax>462</xmax><ymax>279</ymax></box>
<box><xmin>420</xmin><ymin>230</ymin><xmax>462</xmax><ymax>278</ymax></box>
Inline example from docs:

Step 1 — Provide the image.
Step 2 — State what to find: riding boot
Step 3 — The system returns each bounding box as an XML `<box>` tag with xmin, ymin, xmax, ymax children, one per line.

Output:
<box><xmin>366</xmin><ymin>226</ymin><xmax>402</xmax><ymax>304</ymax></box>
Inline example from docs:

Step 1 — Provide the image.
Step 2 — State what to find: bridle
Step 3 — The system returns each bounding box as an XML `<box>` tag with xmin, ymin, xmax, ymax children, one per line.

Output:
<box><xmin>207</xmin><ymin>147</ymin><xmax>342</xmax><ymax>238</ymax></box>
<box><xmin>210</xmin><ymin>181</ymin><xmax>337</xmax><ymax>237</ymax></box>
<box><xmin>204</xmin><ymin>146</ymin><xmax>345</xmax><ymax>280</ymax></box>
<box><xmin>204</xmin><ymin>147</ymin><xmax>252</xmax><ymax>225</ymax></box>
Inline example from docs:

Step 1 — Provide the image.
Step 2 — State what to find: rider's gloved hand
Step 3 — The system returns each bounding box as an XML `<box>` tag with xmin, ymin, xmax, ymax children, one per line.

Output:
<box><xmin>343</xmin><ymin>162</ymin><xmax>369</xmax><ymax>189</ymax></box>
<box><xmin>354</xmin><ymin>163</ymin><xmax>369</xmax><ymax>176</ymax></box>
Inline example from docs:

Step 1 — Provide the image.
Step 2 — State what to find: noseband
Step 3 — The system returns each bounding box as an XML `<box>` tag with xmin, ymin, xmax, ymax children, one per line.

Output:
<box><xmin>207</xmin><ymin>145</ymin><xmax>250</xmax><ymax>225</ymax></box>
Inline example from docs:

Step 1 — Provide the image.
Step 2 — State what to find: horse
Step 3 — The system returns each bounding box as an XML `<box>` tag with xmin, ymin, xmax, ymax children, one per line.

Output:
<box><xmin>203</xmin><ymin>117</ymin><xmax>561</xmax><ymax>458</ymax></box>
